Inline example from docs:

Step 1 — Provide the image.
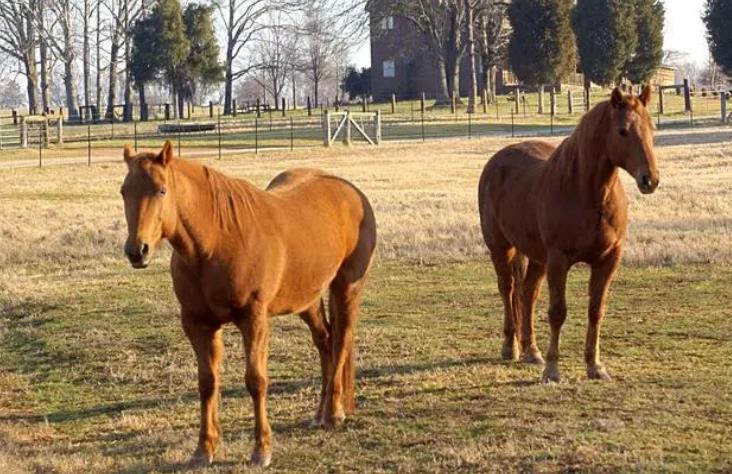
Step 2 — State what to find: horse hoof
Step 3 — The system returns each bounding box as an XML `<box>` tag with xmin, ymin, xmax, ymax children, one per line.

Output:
<box><xmin>323</xmin><ymin>410</ymin><xmax>346</xmax><ymax>429</ymax></box>
<box><xmin>521</xmin><ymin>350</ymin><xmax>545</xmax><ymax>365</ymax></box>
<box><xmin>249</xmin><ymin>451</ymin><xmax>272</xmax><ymax>468</ymax></box>
<box><xmin>587</xmin><ymin>364</ymin><xmax>611</xmax><ymax>380</ymax></box>
<box><xmin>541</xmin><ymin>363</ymin><xmax>561</xmax><ymax>383</ymax></box>
<box><xmin>501</xmin><ymin>343</ymin><xmax>520</xmax><ymax>361</ymax></box>
<box><xmin>187</xmin><ymin>450</ymin><xmax>213</xmax><ymax>468</ymax></box>
<box><xmin>310</xmin><ymin>414</ymin><xmax>325</xmax><ymax>429</ymax></box>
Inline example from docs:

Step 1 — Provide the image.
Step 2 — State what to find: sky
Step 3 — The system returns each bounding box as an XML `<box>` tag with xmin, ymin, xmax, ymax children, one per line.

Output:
<box><xmin>351</xmin><ymin>0</ymin><xmax>710</xmax><ymax>69</ymax></box>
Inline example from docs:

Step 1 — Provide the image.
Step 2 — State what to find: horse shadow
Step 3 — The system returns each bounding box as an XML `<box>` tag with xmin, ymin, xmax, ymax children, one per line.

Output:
<box><xmin>0</xmin><ymin>354</ymin><xmax>532</xmax><ymax>426</ymax></box>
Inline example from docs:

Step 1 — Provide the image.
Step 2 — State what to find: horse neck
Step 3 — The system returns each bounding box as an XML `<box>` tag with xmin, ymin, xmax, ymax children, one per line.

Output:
<box><xmin>554</xmin><ymin>102</ymin><xmax>619</xmax><ymax>203</ymax></box>
<box><xmin>166</xmin><ymin>160</ymin><xmax>258</xmax><ymax>264</ymax></box>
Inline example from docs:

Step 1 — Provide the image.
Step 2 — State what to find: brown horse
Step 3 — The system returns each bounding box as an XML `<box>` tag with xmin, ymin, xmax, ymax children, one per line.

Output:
<box><xmin>478</xmin><ymin>86</ymin><xmax>659</xmax><ymax>383</ymax></box>
<box><xmin>120</xmin><ymin>141</ymin><xmax>376</xmax><ymax>467</ymax></box>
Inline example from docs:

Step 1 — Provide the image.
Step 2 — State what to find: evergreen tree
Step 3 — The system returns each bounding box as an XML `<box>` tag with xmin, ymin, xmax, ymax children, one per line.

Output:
<box><xmin>704</xmin><ymin>0</ymin><xmax>732</xmax><ymax>76</ymax></box>
<box><xmin>151</xmin><ymin>0</ymin><xmax>190</xmax><ymax>118</ymax></box>
<box><xmin>626</xmin><ymin>0</ymin><xmax>664</xmax><ymax>84</ymax></box>
<box><xmin>573</xmin><ymin>0</ymin><xmax>637</xmax><ymax>86</ymax></box>
<box><xmin>175</xmin><ymin>4</ymin><xmax>223</xmax><ymax>112</ymax></box>
<box><xmin>130</xmin><ymin>16</ymin><xmax>159</xmax><ymax>119</ymax></box>
<box><xmin>508</xmin><ymin>0</ymin><xmax>576</xmax><ymax>87</ymax></box>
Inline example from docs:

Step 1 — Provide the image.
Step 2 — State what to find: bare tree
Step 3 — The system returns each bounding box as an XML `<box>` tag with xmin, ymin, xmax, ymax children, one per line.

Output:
<box><xmin>32</xmin><ymin>0</ymin><xmax>81</xmax><ymax>120</ymax></box>
<box><xmin>255</xmin><ymin>11</ymin><xmax>296</xmax><ymax>108</ymax></box>
<box><xmin>103</xmin><ymin>0</ymin><xmax>141</xmax><ymax>121</ymax></box>
<box><xmin>216</xmin><ymin>0</ymin><xmax>270</xmax><ymax>115</ymax></box>
<box><xmin>477</xmin><ymin>0</ymin><xmax>509</xmax><ymax>104</ymax></box>
<box><xmin>0</xmin><ymin>0</ymin><xmax>39</xmax><ymax>114</ymax></box>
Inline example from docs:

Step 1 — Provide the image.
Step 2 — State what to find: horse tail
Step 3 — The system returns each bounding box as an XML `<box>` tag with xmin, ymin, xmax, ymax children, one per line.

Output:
<box><xmin>511</xmin><ymin>253</ymin><xmax>527</xmax><ymax>343</ymax></box>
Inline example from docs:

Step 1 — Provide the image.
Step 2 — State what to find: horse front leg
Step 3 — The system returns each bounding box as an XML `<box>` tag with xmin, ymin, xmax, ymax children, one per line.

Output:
<box><xmin>542</xmin><ymin>253</ymin><xmax>570</xmax><ymax>383</ymax></box>
<box><xmin>586</xmin><ymin>247</ymin><xmax>622</xmax><ymax>380</ymax></box>
<box><xmin>238</xmin><ymin>302</ymin><xmax>272</xmax><ymax>468</ymax></box>
<box><xmin>182</xmin><ymin>313</ymin><xmax>224</xmax><ymax>466</ymax></box>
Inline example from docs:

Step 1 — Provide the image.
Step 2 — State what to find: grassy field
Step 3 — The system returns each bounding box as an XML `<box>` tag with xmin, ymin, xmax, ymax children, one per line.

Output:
<box><xmin>1</xmin><ymin>134</ymin><xmax>731</xmax><ymax>472</ymax></box>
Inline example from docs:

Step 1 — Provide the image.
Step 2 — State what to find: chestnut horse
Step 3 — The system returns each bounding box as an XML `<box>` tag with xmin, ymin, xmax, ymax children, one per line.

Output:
<box><xmin>478</xmin><ymin>87</ymin><xmax>659</xmax><ymax>383</ymax></box>
<box><xmin>120</xmin><ymin>142</ymin><xmax>376</xmax><ymax>467</ymax></box>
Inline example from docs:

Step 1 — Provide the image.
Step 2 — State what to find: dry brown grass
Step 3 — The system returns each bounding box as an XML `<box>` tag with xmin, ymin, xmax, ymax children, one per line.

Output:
<box><xmin>1</xmin><ymin>133</ymin><xmax>731</xmax><ymax>472</ymax></box>
<box><xmin>1</xmin><ymin>131</ymin><xmax>730</xmax><ymax>266</ymax></box>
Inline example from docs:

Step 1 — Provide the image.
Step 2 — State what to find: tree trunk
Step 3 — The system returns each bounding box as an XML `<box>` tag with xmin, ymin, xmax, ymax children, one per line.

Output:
<box><xmin>314</xmin><ymin>77</ymin><xmax>319</xmax><ymax>109</ymax></box>
<box><xmin>83</xmin><ymin>0</ymin><xmax>91</xmax><ymax>108</ymax></box>
<box><xmin>122</xmin><ymin>0</ymin><xmax>132</xmax><ymax>122</ymax></box>
<box><xmin>63</xmin><ymin>56</ymin><xmax>80</xmax><ymax>121</ymax></box>
<box><xmin>465</xmin><ymin>0</ymin><xmax>477</xmax><ymax>113</ymax></box>
<box><xmin>538</xmin><ymin>84</ymin><xmax>545</xmax><ymax>114</ymax></box>
<box><xmin>106</xmin><ymin>34</ymin><xmax>119</xmax><ymax>120</ymax></box>
<box><xmin>95</xmin><ymin>3</ymin><xmax>101</xmax><ymax>116</ymax></box>
<box><xmin>138</xmin><ymin>82</ymin><xmax>146</xmax><ymax>120</ymax></box>
<box><xmin>40</xmin><ymin>39</ymin><xmax>49</xmax><ymax>112</ymax></box>
<box><xmin>23</xmin><ymin>59</ymin><xmax>39</xmax><ymax>115</ymax></box>
<box><xmin>435</xmin><ymin>56</ymin><xmax>450</xmax><ymax>105</ymax></box>
<box><xmin>488</xmin><ymin>65</ymin><xmax>497</xmax><ymax>104</ymax></box>
<box><xmin>223</xmin><ymin>5</ymin><xmax>234</xmax><ymax>116</ymax></box>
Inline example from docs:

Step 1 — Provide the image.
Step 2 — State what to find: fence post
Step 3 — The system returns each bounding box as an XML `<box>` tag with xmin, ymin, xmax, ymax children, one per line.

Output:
<box><xmin>165</xmin><ymin>103</ymin><xmax>171</xmax><ymax>121</ymax></box>
<box><xmin>233</xmin><ymin>99</ymin><xmax>238</xmax><ymax>117</ymax></box>
<box><xmin>290</xmin><ymin>116</ymin><xmax>294</xmax><ymax>151</ymax></box>
<box><xmin>375</xmin><ymin>111</ymin><xmax>382</xmax><ymax>145</ymax></box>
<box><xmin>134</xmin><ymin>121</ymin><xmax>138</xmax><ymax>151</ymax></box>
<box><xmin>345</xmin><ymin>110</ymin><xmax>352</xmax><ymax>145</ymax></box>
<box><xmin>451</xmin><ymin>95</ymin><xmax>456</xmax><ymax>115</ymax></box>
<box><xmin>514</xmin><ymin>87</ymin><xmax>520</xmax><ymax>114</ymax></box>
<box><xmin>658</xmin><ymin>88</ymin><xmax>665</xmax><ymax>115</ymax></box>
<box><xmin>255</xmin><ymin>118</ymin><xmax>259</xmax><ymax>154</ymax></box>
<box><xmin>421</xmin><ymin>94</ymin><xmax>425</xmax><ymax>142</ymax></box>
<box><xmin>550</xmin><ymin>88</ymin><xmax>557</xmax><ymax>116</ymax></box>
<box><xmin>391</xmin><ymin>93</ymin><xmax>396</xmax><ymax>114</ymax></box>
<box><xmin>19</xmin><ymin>117</ymin><xmax>27</xmax><ymax>148</ymax></box>
<box><xmin>282</xmin><ymin>98</ymin><xmax>286</xmax><ymax>117</ymax></box>
<box><xmin>362</xmin><ymin>98</ymin><xmax>367</xmax><ymax>113</ymax></box>
<box><xmin>482</xmin><ymin>88</ymin><xmax>488</xmax><ymax>114</ymax></box>
<box><xmin>12</xmin><ymin>110</ymin><xmax>17</xmax><ymax>125</ymax></box>
<box><xmin>257</xmin><ymin>98</ymin><xmax>262</xmax><ymax>118</ymax></box>
<box><xmin>323</xmin><ymin>110</ymin><xmax>331</xmax><ymax>147</ymax></box>
<box><xmin>683</xmin><ymin>78</ymin><xmax>692</xmax><ymax>112</ymax></box>
<box><xmin>87</xmin><ymin>124</ymin><xmax>91</xmax><ymax>166</ymax></box>
<box><xmin>468</xmin><ymin>112</ymin><xmax>472</xmax><ymax>139</ymax></box>
<box><xmin>38</xmin><ymin>125</ymin><xmax>42</xmax><ymax>168</ymax></box>
<box><xmin>722</xmin><ymin>93</ymin><xmax>727</xmax><ymax>124</ymax></box>
<box><xmin>568</xmin><ymin>89</ymin><xmax>574</xmax><ymax>114</ymax></box>
<box><xmin>209</xmin><ymin>101</ymin><xmax>214</xmax><ymax>118</ymax></box>
<box><xmin>217</xmin><ymin>110</ymin><xmax>222</xmax><ymax>160</ymax></box>
<box><xmin>307</xmin><ymin>96</ymin><xmax>312</xmax><ymax>117</ymax></box>
<box><xmin>57</xmin><ymin>117</ymin><xmax>63</xmax><ymax>145</ymax></box>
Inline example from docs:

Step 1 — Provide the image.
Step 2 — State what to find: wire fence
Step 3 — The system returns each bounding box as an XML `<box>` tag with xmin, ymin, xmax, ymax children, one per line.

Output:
<box><xmin>0</xmin><ymin>89</ymin><xmax>730</xmax><ymax>168</ymax></box>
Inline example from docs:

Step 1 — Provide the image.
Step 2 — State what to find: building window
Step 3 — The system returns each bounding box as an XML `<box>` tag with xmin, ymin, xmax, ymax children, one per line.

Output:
<box><xmin>383</xmin><ymin>60</ymin><xmax>395</xmax><ymax>78</ymax></box>
<box><xmin>381</xmin><ymin>16</ymin><xmax>394</xmax><ymax>30</ymax></box>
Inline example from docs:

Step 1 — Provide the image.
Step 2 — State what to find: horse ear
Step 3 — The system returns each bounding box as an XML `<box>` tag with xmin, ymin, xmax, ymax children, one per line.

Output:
<box><xmin>156</xmin><ymin>140</ymin><xmax>174</xmax><ymax>166</ymax></box>
<box><xmin>123</xmin><ymin>144</ymin><xmax>135</xmax><ymax>166</ymax></box>
<box><xmin>639</xmin><ymin>85</ymin><xmax>652</xmax><ymax>107</ymax></box>
<box><xmin>611</xmin><ymin>87</ymin><xmax>624</xmax><ymax>108</ymax></box>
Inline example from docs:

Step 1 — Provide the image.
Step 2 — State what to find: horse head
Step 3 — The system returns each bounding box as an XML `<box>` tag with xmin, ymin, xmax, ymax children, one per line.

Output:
<box><xmin>120</xmin><ymin>141</ymin><xmax>176</xmax><ymax>268</ymax></box>
<box><xmin>606</xmin><ymin>86</ymin><xmax>660</xmax><ymax>194</ymax></box>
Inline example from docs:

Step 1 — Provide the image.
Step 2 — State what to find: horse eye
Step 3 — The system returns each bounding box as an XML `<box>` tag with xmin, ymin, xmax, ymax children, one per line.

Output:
<box><xmin>158</xmin><ymin>187</ymin><xmax>167</xmax><ymax>196</ymax></box>
<box><xmin>619</xmin><ymin>128</ymin><xmax>629</xmax><ymax>137</ymax></box>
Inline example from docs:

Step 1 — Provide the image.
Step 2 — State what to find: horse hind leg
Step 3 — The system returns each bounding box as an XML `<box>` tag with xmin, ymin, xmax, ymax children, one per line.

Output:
<box><xmin>299</xmin><ymin>298</ymin><xmax>332</xmax><ymax>427</ymax></box>
<box><xmin>490</xmin><ymin>246</ymin><xmax>521</xmax><ymax>361</ymax></box>
<box><xmin>323</xmin><ymin>276</ymin><xmax>365</xmax><ymax>427</ymax></box>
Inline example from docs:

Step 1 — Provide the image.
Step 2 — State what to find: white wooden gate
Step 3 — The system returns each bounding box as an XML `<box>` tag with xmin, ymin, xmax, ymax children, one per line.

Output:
<box><xmin>322</xmin><ymin>110</ymin><xmax>382</xmax><ymax>147</ymax></box>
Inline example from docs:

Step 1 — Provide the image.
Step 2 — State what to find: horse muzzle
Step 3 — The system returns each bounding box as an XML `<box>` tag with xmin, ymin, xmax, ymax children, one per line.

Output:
<box><xmin>636</xmin><ymin>172</ymin><xmax>659</xmax><ymax>195</ymax></box>
<box><xmin>125</xmin><ymin>241</ymin><xmax>151</xmax><ymax>269</ymax></box>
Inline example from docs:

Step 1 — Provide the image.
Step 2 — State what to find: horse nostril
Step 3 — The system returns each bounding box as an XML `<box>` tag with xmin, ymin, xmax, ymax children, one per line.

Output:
<box><xmin>140</xmin><ymin>243</ymin><xmax>149</xmax><ymax>256</ymax></box>
<box><xmin>642</xmin><ymin>175</ymin><xmax>652</xmax><ymax>188</ymax></box>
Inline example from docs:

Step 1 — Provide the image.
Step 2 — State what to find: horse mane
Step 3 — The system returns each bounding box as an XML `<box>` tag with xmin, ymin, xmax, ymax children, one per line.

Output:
<box><xmin>170</xmin><ymin>159</ymin><xmax>259</xmax><ymax>232</ymax></box>
<box><xmin>549</xmin><ymin>100</ymin><xmax>612</xmax><ymax>184</ymax></box>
